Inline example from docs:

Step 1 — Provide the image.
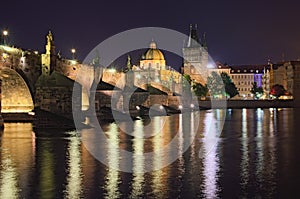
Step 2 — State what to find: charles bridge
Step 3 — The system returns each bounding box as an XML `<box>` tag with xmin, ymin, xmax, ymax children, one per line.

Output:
<box><xmin>0</xmin><ymin>32</ymin><xmax>295</xmax><ymax>125</ymax></box>
<box><xmin>0</xmin><ymin>32</ymin><xmax>193</xmax><ymax>121</ymax></box>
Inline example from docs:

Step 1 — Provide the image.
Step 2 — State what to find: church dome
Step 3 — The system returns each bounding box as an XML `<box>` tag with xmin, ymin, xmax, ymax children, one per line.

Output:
<box><xmin>142</xmin><ymin>41</ymin><xmax>165</xmax><ymax>60</ymax></box>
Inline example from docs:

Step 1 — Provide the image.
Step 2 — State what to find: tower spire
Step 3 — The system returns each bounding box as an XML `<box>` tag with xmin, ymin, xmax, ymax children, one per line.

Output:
<box><xmin>202</xmin><ymin>32</ymin><xmax>207</xmax><ymax>50</ymax></box>
<box><xmin>187</xmin><ymin>24</ymin><xmax>200</xmax><ymax>47</ymax></box>
<box><xmin>187</xmin><ymin>24</ymin><xmax>192</xmax><ymax>47</ymax></box>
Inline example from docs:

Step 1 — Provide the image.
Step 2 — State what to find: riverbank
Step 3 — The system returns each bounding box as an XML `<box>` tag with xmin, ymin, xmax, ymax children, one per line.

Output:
<box><xmin>197</xmin><ymin>99</ymin><xmax>294</xmax><ymax>109</ymax></box>
<box><xmin>0</xmin><ymin>99</ymin><xmax>296</xmax><ymax>125</ymax></box>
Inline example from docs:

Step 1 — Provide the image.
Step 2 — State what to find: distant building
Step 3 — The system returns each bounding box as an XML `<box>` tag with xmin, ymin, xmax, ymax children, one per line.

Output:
<box><xmin>211</xmin><ymin>63</ymin><xmax>271</xmax><ymax>99</ymax></box>
<box><xmin>284</xmin><ymin>61</ymin><xmax>300</xmax><ymax>100</ymax></box>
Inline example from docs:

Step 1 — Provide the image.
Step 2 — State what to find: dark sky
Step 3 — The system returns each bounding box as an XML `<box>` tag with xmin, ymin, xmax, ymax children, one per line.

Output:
<box><xmin>1</xmin><ymin>0</ymin><xmax>300</xmax><ymax>68</ymax></box>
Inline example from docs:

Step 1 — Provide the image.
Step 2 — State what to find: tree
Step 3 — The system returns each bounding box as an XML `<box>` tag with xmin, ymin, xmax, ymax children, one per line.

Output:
<box><xmin>220</xmin><ymin>72</ymin><xmax>239</xmax><ymax>98</ymax></box>
<box><xmin>207</xmin><ymin>71</ymin><xmax>225</xmax><ymax>98</ymax></box>
<box><xmin>192</xmin><ymin>82</ymin><xmax>208</xmax><ymax>97</ymax></box>
<box><xmin>270</xmin><ymin>84</ymin><xmax>286</xmax><ymax>98</ymax></box>
<box><xmin>182</xmin><ymin>74</ymin><xmax>193</xmax><ymax>97</ymax></box>
<box><xmin>207</xmin><ymin>72</ymin><xmax>239</xmax><ymax>99</ymax></box>
<box><xmin>183</xmin><ymin>74</ymin><xmax>192</xmax><ymax>84</ymax></box>
<box><xmin>250</xmin><ymin>82</ymin><xmax>264</xmax><ymax>99</ymax></box>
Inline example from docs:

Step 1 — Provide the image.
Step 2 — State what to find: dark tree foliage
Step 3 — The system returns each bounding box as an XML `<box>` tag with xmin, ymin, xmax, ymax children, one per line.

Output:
<box><xmin>270</xmin><ymin>84</ymin><xmax>286</xmax><ymax>98</ymax></box>
<box><xmin>250</xmin><ymin>82</ymin><xmax>264</xmax><ymax>99</ymax></box>
<box><xmin>220</xmin><ymin>72</ymin><xmax>239</xmax><ymax>98</ymax></box>
<box><xmin>192</xmin><ymin>82</ymin><xmax>208</xmax><ymax>97</ymax></box>
<box><xmin>207</xmin><ymin>72</ymin><xmax>238</xmax><ymax>98</ymax></box>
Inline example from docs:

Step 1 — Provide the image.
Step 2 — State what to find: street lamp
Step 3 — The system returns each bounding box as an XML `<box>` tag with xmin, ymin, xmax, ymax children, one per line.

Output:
<box><xmin>2</xmin><ymin>30</ymin><xmax>8</xmax><ymax>45</ymax></box>
<box><xmin>71</xmin><ymin>48</ymin><xmax>76</xmax><ymax>60</ymax></box>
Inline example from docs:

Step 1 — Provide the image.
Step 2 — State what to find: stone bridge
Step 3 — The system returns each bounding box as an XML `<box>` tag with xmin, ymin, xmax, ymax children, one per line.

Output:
<box><xmin>0</xmin><ymin>45</ymin><xmax>41</xmax><ymax>112</ymax></box>
<box><xmin>0</xmin><ymin>34</ymin><xmax>83</xmax><ymax>114</ymax></box>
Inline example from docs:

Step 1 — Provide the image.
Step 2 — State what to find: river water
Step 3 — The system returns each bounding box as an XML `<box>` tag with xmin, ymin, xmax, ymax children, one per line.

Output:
<box><xmin>0</xmin><ymin>108</ymin><xmax>299</xmax><ymax>198</ymax></box>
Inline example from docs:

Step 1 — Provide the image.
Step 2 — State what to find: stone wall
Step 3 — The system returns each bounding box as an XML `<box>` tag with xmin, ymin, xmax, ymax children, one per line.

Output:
<box><xmin>35</xmin><ymin>87</ymin><xmax>75</xmax><ymax>119</ymax></box>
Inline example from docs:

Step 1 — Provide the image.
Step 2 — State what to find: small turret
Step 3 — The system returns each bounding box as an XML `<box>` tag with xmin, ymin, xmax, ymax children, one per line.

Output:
<box><xmin>127</xmin><ymin>54</ymin><xmax>132</xmax><ymax>70</ymax></box>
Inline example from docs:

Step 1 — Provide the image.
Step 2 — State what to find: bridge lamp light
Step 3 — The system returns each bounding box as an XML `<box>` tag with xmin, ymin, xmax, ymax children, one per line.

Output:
<box><xmin>3</xmin><ymin>30</ymin><xmax>8</xmax><ymax>36</ymax></box>
<box><xmin>71</xmin><ymin>48</ymin><xmax>76</xmax><ymax>59</ymax></box>
<box><xmin>2</xmin><ymin>30</ymin><xmax>8</xmax><ymax>45</ymax></box>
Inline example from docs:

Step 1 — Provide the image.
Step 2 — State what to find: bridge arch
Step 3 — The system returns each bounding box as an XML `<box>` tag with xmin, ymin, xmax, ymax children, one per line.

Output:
<box><xmin>0</xmin><ymin>68</ymin><xmax>34</xmax><ymax>113</ymax></box>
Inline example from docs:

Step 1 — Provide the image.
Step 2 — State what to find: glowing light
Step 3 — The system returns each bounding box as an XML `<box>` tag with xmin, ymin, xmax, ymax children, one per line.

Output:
<box><xmin>159</xmin><ymin>105</ymin><xmax>164</xmax><ymax>110</ymax></box>
<box><xmin>178</xmin><ymin>105</ymin><xmax>183</xmax><ymax>110</ymax></box>
<box><xmin>136</xmin><ymin>106</ymin><xmax>140</xmax><ymax>110</ymax></box>
<box><xmin>2</xmin><ymin>53</ymin><xmax>8</xmax><ymax>59</ymax></box>
<box><xmin>28</xmin><ymin>111</ymin><xmax>35</xmax><ymax>116</ymax></box>
<box><xmin>2</xmin><ymin>30</ymin><xmax>8</xmax><ymax>36</ymax></box>
<box><xmin>71</xmin><ymin>48</ymin><xmax>76</xmax><ymax>60</ymax></box>
<box><xmin>34</xmin><ymin>51</ymin><xmax>38</xmax><ymax>55</ymax></box>
<box><xmin>109</xmin><ymin>68</ymin><xmax>116</xmax><ymax>73</ymax></box>
<box><xmin>190</xmin><ymin>104</ymin><xmax>195</xmax><ymax>108</ymax></box>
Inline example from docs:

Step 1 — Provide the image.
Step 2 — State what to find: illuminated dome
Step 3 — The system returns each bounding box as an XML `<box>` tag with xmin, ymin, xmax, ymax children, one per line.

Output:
<box><xmin>142</xmin><ymin>41</ymin><xmax>165</xmax><ymax>60</ymax></box>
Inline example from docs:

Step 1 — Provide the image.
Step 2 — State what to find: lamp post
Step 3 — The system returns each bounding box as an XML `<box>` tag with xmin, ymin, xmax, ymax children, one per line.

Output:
<box><xmin>2</xmin><ymin>30</ymin><xmax>8</xmax><ymax>45</ymax></box>
<box><xmin>71</xmin><ymin>48</ymin><xmax>76</xmax><ymax>60</ymax></box>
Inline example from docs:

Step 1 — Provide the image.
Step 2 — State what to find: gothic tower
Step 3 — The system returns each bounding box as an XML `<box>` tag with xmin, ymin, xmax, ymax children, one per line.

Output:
<box><xmin>182</xmin><ymin>24</ymin><xmax>209</xmax><ymax>85</ymax></box>
<box><xmin>41</xmin><ymin>31</ymin><xmax>56</xmax><ymax>76</ymax></box>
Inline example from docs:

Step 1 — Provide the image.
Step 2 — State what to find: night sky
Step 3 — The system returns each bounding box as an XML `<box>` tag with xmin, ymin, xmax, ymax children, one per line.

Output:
<box><xmin>1</xmin><ymin>0</ymin><xmax>300</xmax><ymax>68</ymax></box>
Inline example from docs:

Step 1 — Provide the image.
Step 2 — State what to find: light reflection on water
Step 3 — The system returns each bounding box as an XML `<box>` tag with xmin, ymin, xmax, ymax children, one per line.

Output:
<box><xmin>0</xmin><ymin>109</ymin><xmax>299</xmax><ymax>198</ymax></box>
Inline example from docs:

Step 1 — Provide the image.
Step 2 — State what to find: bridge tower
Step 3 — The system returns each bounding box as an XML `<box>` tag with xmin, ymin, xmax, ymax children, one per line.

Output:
<box><xmin>41</xmin><ymin>31</ymin><xmax>56</xmax><ymax>76</ymax></box>
<box><xmin>182</xmin><ymin>24</ymin><xmax>209</xmax><ymax>85</ymax></box>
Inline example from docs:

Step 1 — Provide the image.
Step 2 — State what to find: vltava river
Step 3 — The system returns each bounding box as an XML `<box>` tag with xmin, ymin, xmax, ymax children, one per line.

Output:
<box><xmin>0</xmin><ymin>108</ymin><xmax>299</xmax><ymax>198</ymax></box>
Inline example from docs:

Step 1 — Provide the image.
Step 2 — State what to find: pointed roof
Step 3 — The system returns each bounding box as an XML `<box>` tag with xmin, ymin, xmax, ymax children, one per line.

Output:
<box><xmin>202</xmin><ymin>32</ymin><xmax>207</xmax><ymax>49</ymax></box>
<box><xmin>187</xmin><ymin>24</ymin><xmax>201</xmax><ymax>47</ymax></box>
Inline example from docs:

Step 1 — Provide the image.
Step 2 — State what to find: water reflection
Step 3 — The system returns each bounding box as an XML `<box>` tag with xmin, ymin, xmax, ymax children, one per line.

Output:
<box><xmin>201</xmin><ymin>110</ymin><xmax>222</xmax><ymax>198</ymax></box>
<box><xmin>0</xmin><ymin>109</ymin><xmax>297</xmax><ymax>198</ymax></box>
<box><xmin>0</xmin><ymin>157</ymin><xmax>19</xmax><ymax>198</ymax></box>
<box><xmin>104</xmin><ymin>123</ymin><xmax>121</xmax><ymax>199</ymax></box>
<box><xmin>240</xmin><ymin>109</ymin><xmax>249</xmax><ymax>196</ymax></box>
<box><xmin>0</xmin><ymin>123</ymin><xmax>35</xmax><ymax>198</ymax></box>
<box><xmin>64</xmin><ymin>132</ymin><xmax>83</xmax><ymax>199</ymax></box>
<box><xmin>255</xmin><ymin>108</ymin><xmax>264</xmax><ymax>189</ymax></box>
<box><xmin>131</xmin><ymin>119</ymin><xmax>145</xmax><ymax>198</ymax></box>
